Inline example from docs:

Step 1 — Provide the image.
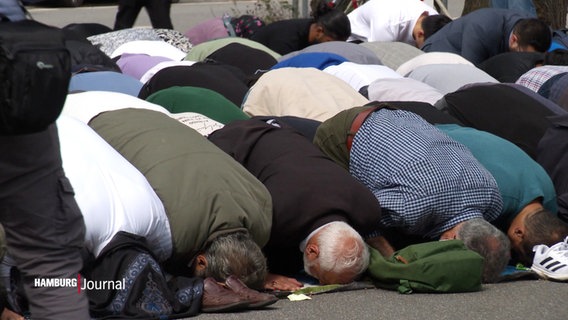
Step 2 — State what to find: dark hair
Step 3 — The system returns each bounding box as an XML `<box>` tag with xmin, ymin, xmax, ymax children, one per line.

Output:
<box><xmin>544</xmin><ymin>48</ymin><xmax>568</xmax><ymax>66</ymax></box>
<box><xmin>421</xmin><ymin>14</ymin><xmax>452</xmax><ymax>40</ymax></box>
<box><xmin>513</xmin><ymin>18</ymin><xmax>552</xmax><ymax>53</ymax></box>
<box><xmin>519</xmin><ymin>209</ymin><xmax>568</xmax><ymax>266</ymax></box>
<box><xmin>311</xmin><ymin>0</ymin><xmax>351</xmax><ymax>41</ymax></box>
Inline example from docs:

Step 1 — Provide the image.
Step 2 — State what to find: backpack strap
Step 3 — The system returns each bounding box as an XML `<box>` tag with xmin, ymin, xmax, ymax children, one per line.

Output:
<box><xmin>18</xmin><ymin>1</ymin><xmax>33</xmax><ymax>20</ymax></box>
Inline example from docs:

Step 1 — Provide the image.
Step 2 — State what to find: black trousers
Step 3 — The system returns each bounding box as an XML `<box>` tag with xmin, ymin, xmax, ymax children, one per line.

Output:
<box><xmin>114</xmin><ymin>0</ymin><xmax>174</xmax><ymax>30</ymax></box>
<box><xmin>0</xmin><ymin>124</ymin><xmax>90</xmax><ymax>320</ymax></box>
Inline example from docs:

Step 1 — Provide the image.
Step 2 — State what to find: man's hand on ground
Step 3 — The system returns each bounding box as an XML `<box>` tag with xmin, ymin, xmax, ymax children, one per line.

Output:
<box><xmin>264</xmin><ymin>273</ymin><xmax>303</xmax><ymax>291</ymax></box>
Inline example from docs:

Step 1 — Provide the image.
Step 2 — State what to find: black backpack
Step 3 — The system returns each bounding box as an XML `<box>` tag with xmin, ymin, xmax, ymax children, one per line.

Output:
<box><xmin>5</xmin><ymin>232</ymin><xmax>202</xmax><ymax>320</ymax></box>
<box><xmin>0</xmin><ymin>19</ymin><xmax>71</xmax><ymax>134</ymax></box>
<box><xmin>83</xmin><ymin>232</ymin><xmax>202</xmax><ymax>320</ymax></box>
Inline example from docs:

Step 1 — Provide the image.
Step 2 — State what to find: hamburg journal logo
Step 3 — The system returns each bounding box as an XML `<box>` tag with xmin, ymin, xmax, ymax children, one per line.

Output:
<box><xmin>33</xmin><ymin>275</ymin><xmax>125</xmax><ymax>293</ymax></box>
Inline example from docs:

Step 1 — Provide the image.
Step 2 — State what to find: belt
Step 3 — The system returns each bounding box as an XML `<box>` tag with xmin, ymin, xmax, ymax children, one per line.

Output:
<box><xmin>346</xmin><ymin>106</ymin><xmax>380</xmax><ymax>152</ymax></box>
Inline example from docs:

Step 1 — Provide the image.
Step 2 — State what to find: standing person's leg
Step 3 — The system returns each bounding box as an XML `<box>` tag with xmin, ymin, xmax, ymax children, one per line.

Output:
<box><xmin>0</xmin><ymin>125</ymin><xmax>90</xmax><ymax>320</ymax></box>
<box><xmin>146</xmin><ymin>0</ymin><xmax>174</xmax><ymax>29</ymax></box>
<box><xmin>114</xmin><ymin>0</ymin><xmax>145</xmax><ymax>30</ymax></box>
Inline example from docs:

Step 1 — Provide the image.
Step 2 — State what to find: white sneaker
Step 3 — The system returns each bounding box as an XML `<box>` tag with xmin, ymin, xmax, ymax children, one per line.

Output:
<box><xmin>531</xmin><ymin>236</ymin><xmax>568</xmax><ymax>281</ymax></box>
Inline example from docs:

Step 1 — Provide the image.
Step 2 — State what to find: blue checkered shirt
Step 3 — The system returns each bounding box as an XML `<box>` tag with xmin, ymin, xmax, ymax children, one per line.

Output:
<box><xmin>349</xmin><ymin>109</ymin><xmax>503</xmax><ymax>239</ymax></box>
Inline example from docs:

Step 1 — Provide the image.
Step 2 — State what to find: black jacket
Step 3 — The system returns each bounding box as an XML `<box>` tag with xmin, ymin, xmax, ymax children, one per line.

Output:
<box><xmin>537</xmin><ymin>114</ymin><xmax>568</xmax><ymax>222</ymax></box>
<box><xmin>250</xmin><ymin>19</ymin><xmax>312</xmax><ymax>55</ymax></box>
<box><xmin>208</xmin><ymin>117</ymin><xmax>381</xmax><ymax>275</ymax></box>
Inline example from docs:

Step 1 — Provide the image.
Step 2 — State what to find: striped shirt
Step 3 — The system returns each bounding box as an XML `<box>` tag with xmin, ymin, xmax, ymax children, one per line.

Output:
<box><xmin>349</xmin><ymin>109</ymin><xmax>503</xmax><ymax>239</ymax></box>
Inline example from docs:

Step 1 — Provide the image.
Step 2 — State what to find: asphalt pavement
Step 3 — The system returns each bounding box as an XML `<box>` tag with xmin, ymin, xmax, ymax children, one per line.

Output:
<box><xmin>28</xmin><ymin>0</ymin><xmax>260</xmax><ymax>32</ymax></box>
<box><xmin>27</xmin><ymin>1</ymin><xmax>466</xmax><ymax>35</ymax></box>
<box><xmin>192</xmin><ymin>279</ymin><xmax>567</xmax><ymax>320</ymax></box>
<box><xmin>26</xmin><ymin>1</ymin><xmax>568</xmax><ymax>320</ymax></box>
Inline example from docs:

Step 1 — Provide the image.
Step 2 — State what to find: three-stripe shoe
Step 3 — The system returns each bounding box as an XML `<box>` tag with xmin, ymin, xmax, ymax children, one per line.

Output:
<box><xmin>531</xmin><ymin>236</ymin><xmax>568</xmax><ymax>281</ymax></box>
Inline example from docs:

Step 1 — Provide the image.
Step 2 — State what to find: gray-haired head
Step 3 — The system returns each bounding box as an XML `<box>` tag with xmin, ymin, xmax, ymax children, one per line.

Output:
<box><xmin>304</xmin><ymin>221</ymin><xmax>369</xmax><ymax>284</ymax></box>
<box><xmin>195</xmin><ymin>231</ymin><xmax>267</xmax><ymax>290</ymax></box>
<box><xmin>457</xmin><ymin>218</ymin><xmax>511</xmax><ymax>283</ymax></box>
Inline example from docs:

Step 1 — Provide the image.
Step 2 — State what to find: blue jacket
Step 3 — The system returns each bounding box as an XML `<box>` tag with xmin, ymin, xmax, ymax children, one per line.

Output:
<box><xmin>421</xmin><ymin>8</ymin><xmax>533</xmax><ymax>65</ymax></box>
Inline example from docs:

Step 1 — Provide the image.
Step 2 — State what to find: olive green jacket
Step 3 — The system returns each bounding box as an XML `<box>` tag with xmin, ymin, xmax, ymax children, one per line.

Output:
<box><xmin>89</xmin><ymin>108</ymin><xmax>272</xmax><ymax>269</ymax></box>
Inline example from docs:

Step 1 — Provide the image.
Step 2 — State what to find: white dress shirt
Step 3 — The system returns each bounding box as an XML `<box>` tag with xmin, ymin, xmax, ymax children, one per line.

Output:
<box><xmin>57</xmin><ymin>115</ymin><xmax>172</xmax><ymax>261</ymax></box>
<box><xmin>348</xmin><ymin>0</ymin><xmax>438</xmax><ymax>45</ymax></box>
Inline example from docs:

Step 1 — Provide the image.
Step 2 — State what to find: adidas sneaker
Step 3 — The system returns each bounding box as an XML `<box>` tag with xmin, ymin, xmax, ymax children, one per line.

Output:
<box><xmin>531</xmin><ymin>236</ymin><xmax>568</xmax><ymax>281</ymax></box>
